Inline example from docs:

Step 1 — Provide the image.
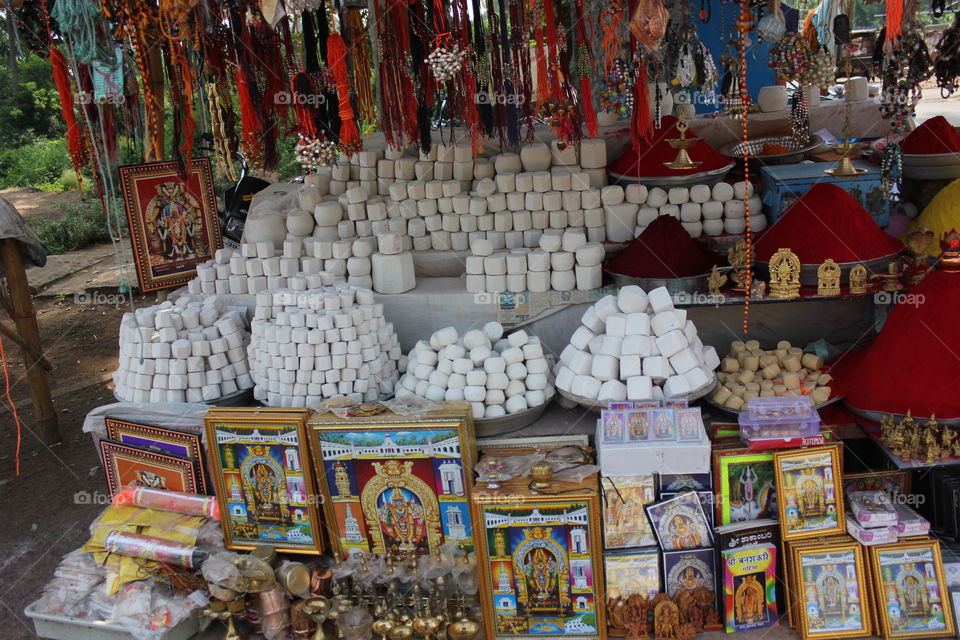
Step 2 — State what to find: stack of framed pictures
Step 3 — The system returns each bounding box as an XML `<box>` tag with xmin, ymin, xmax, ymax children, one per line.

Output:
<box><xmin>601</xmin><ymin>474</ymin><xmax>660</xmax><ymax>603</ymax></box>
<box><xmin>99</xmin><ymin>418</ymin><xmax>207</xmax><ymax>499</ymax></box>
<box><xmin>205</xmin><ymin>408</ymin><xmax>324</xmax><ymax>554</ymax></box>
<box><xmin>305</xmin><ymin>404</ymin><xmax>476</xmax><ymax>559</ymax></box>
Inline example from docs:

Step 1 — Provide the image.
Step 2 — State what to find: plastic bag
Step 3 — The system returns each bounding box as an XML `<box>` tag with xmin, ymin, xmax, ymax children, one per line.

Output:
<box><xmin>758</xmin><ymin>6</ymin><xmax>786</xmax><ymax>42</ymax></box>
<box><xmin>628</xmin><ymin>0</ymin><xmax>669</xmax><ymax>52</ymax></box>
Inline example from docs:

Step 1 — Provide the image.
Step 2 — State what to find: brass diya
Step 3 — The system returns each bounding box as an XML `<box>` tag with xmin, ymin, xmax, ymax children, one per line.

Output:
<box><xmin>664</xmin><ymin>113</ymin><xmax>703</xmax><ymax>171</ymax></box>
<box><xmin>824</xmin><ymin>139</ymin><xmax>867</xmax><ymax>177</ymax></box>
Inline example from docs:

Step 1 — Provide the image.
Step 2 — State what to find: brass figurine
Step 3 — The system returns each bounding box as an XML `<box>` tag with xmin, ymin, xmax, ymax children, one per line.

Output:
<box><xmin>768</xmin><ymin>248</ymin><xmax>801</xmax><ymax>299</ymax></box>
<box><xmin>727</xmin><ymin>239</ymin><xmax>753</xmax><ymax>292</ymax></box>
<box><xmin>816</xmin><ymin>259</ymin><xmax>841</xmax><ymax>296</ymax></box>
<box><xmin>707</xmin><ymin>265</ymin><xmax>727</xmax><ymax>299</ymax></box>
<box><xmin>848</xmin><ymin>264</ymin><xmax>868</xmax><ymax>294</ymax></box>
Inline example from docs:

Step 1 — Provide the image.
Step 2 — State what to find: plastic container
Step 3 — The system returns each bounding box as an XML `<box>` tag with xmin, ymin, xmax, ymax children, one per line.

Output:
<box><xmin>24</xmin><ymin>600</ymin><xmax>202</xmax><ymax>640</ymax></box>
<box><xmin>739</xmin><ymin>396</ymin><xmax>820</xmax><ymax>439</ymax></box>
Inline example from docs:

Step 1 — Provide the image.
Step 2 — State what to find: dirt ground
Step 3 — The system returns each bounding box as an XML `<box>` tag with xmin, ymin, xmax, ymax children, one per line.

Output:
<box><xmin>0</xmin><ymin>294</ymin><xmax>143</xmax><ymax>638</ymax></box>
<box><xmin>0</xmin><ymin>187</ymin><xmax>84</xmax><ymax>224</ymax></box>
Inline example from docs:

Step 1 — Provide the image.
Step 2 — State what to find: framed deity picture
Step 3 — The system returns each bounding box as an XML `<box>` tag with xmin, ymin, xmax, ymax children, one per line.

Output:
<box><xmin>644</xmin><ymin>491</ymin><xmax>713</xmax><ymax>551</ymax></box>
<box><xmin>601</xmin><ymin>474</ymin><xmax>657</xmax><ymax>548</ymax></box>
<box><xmin>662</xmin><ymin>547</ymin><xmax>716</xmax><ymax>598</ymax></box>
<box><xmin>713</xmin><ymin>449</ymin><xmax>777</xmax><ymax>525</ymax></box>
<box><xmin>790</xmin><ymin>541</ymin><xmax>872</xmax><ymax>639</ymax></box>
<box><xmin>843</xmin><ymin>471</ymin><xmax>912</xmax><ymax>497</ymax></box>
<box><xmin>774</xmin><ymin>444</ymin><xmax>845</xmax><ymax>541</ymax></box>
<box><xmin>105</xmin><ymin>418</ymin><xmax>206</xmax><ymax>493</ymax></box>
<box><xmin>307</xmin><ymin>405</ymin><xmax>476</xmax><ymax>560</ymax></box>
<box><xmin>99</xmin><ymin>440</ymin><xmax>199</xmax><ymax>500</ymax></box>
<box><xmin>472</xmin><ymin>475</ymin><xmax>604</xmax><ymax>639</ymax></box>
<box><xmin>659</xmin><ymin>473</ymin><xmax>713</xmax><ymax>493</ymax></box>
<box><xmin>119</xmin><ymin>157</ymin><xmax>221</xmax><ymax>291</ymax></box>
<box><xmin>660</xmin><ymin>491</ymin><xmax>714</xmax><ymax>530</ymax></box>
<box><xmin>651</xmin><ymin>409</ymin><xmax>677</xmax><ymax>441</ymax></box>
<box><xmin>626</xmin><ymin>410</ymin><xmax>650</xmax><ymax>442</ymax></box>
<box><xmin>601</xmin><ymin>411</ymin><xmax>627</xmax><ymax>444</ymax></box>
<box><xmin>605</xmin><ymin>548</ymin><xmax>660</xmax><ymax>601</ymax></box>
<box><xmin>869</xmin><ymin>540</ymin><xmax>955</xmax><ymax>639</ymax></box>
<box><xmin>204</xmin><ymin>410</ymin><xmax>323</xmax><ymax>554</ymax></box>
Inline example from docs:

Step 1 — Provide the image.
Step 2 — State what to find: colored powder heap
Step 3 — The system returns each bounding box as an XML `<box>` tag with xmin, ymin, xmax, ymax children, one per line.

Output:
<box><xmin>833</xmin><ymin>269</ymin><xmax>960</xmax><ymax>418</ymax></box>
<box><xmin>605</xmin><ymin>215</ymin><xmax>718</xmax><ymax>278</ymax></box>
<box><xmin>755</xmin><ymin>183</ymin><xmax>902</xmax><ymax>263</ymax></box>
<box><xmin>607</xmin><ymin>115</ymin><xmax>730</xmax><ymax>177</ymax></box>
<box><xmin>901</xmin><ymin>116</ymin><xmax>960</xmax><ymax>154</ymax></box>
<box><xmin>909</xmin><ymin>177</ymin><xmax>960</xmax><ymax>257</ymax></box>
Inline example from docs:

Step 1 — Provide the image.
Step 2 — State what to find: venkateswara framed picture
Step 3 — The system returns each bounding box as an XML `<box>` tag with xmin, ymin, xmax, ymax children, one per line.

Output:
<box><xmin>774</xmin><ymin>444</ymin><xmax>845</xmax><ymax>541</ymax></box>
<box><xmin>306</xmin><ymin>403</ymin><xmax>477</xmax><ymax>560</ymax></box>
<box><xmin>471</xmin><ymin>475</ymin><xmax>605</xmax><ymax>639</ymax></box>
<box><xmin>119</xmin><ymin>157</ymin><xmax>221</xmax><ymax>291</ymax></box>
<box><xmin>869</xmin><ymin>539</ymin><xmax>955</xmax><ymax>639</ymax></box>
<box><xmin>790</xmin><ymin>540</ymin><xmax>872</xmax><ymax>639</ymax></box>
<box><xmin>99</xmin><ymin>440</ymin><xmax>199</xmax><ymax>500</ymax></box>
<box><xmin>205</xmin><ymin>409</ymin><xmax>323</xmax><ymax>554</ymax></box>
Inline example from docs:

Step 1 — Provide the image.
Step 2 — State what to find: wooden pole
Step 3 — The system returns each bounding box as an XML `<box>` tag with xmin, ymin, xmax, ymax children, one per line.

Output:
<box><xmin>0</xmin><ymin>239</ymin><xmax>60</xmax><ymax>445</ymax></box>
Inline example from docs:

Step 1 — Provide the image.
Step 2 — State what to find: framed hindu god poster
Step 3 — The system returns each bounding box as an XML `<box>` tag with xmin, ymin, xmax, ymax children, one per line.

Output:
<box><xmin>472</xmin><ymin>475</ymin><xmax>605</xmax><ymax>639</ymax></box>
<box><xmin>790</xmin><ymin>541</ymin><xmax>872</xmax><ymax>639</ymax></box>
<box><xmin>204</xmin><ymin>409</ymin><xmax>323</xmax><ymax>554</ymax></box>
<box><xmin>119</xmin><ymin>157</ymin><xmax>221</xmax><ymax>291</ymax></box>
<box><xmin>869</xmin><ymin>539</ymin><xmax>955</xmax><ymax>639</ymax></box>
<box><xmin>774</xmin><ymin>444</ymin><xmax>845</xmax><ymax>541</ymax></box>
<box><xmin>306</xmin><ymin>403</ymin><xmax>476</xmax><ymax>560</ymax></box>
<box><xmin>713</xmin><ymin>448</ymin><xmax>777</xmax><ymax>525</ymax></box>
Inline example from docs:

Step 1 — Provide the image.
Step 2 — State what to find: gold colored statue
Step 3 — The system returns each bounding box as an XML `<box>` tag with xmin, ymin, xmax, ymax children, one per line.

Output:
<box><xmin>768</xmin><ymin>248</ymin><xmax>801</xmax><ymax>299</ymax></box>
<box><xmin>817</xmin><ymin>259</ymin><xmax>841</xmax><ymax>296</ymax></box>
<box><xmin>727</xmin><ymin>239</ymin><xmax>752</xmax><ymax>292</ymax></box>
<box><xmin>707</xmin><ymin>265</ymin><xmax>727</xmax><ymax>299</ymax></box>
<box><xmin>848</xmin><ymin>264</ymin><xmax>868</xmax><ymax>295</ymax></box>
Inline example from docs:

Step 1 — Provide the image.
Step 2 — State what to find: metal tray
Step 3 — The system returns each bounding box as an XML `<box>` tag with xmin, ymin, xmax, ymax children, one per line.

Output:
<box><xmin>607</xmin><ymin>162</ymin><xmax>735</xmax><ymax>189</ymax></box>
<box><xmin>903</xmin><ymin>152</ymin><xmax>960</xmax><ymax>180</ymax></box>
<box><xmin>755</xmin><ymin>253</ymin><xmax>899</xmax><ymax>287</ymax></box>
<box><xmin>25</xmin><ymin>600</ymin><xmax>202</xmax><ymax>640</ymax></box>
<box><xmin>557</xmin><ymin>370</ymin><xmax>717</xmax><ymax>413</ymax></box>
<box><xmin>843</xmin><ymin>402</ymin><xmax>960</xmax><ymax>427</ymax></box>
<box><xmin>474</xmin><ymin>401</ymin><xmax>551</xmax><ymax>437</ymax></box>
<box><xmin>604</xmin><ymin>270</ymin><xmax>711</xmax><ymax>297</ymax></box>
<box><xmin>112</xmin><ymin>387</ymin><xmax>255</xmax><ymax>407</ymax></box>
<box><xmin>719</xmin><ymin>134</ymin><xmax>823</xmax><ymax>166</ymax></box>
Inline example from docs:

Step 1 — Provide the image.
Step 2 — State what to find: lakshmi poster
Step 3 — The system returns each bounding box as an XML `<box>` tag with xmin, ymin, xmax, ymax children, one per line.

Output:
<box><xmin>119</xmin><ymin>158</ymin><xmax>221</xmax><ymax>291</ymax></box>
<box><xmin>722</xmin><ymin>544</ymin><xmax>777</xmax><ymax>632</ymax></box>
<box><xmin>315</xmin><ymin>428</ymin><xmax>471</xmax><ymax>558</ymax></box>
<box><xmin>481</xmin><ymin>502</ymin><xmax>598</xmax><ymax>637</ymax></box>
<box><xmin>796</xmin><ymin>547</ymin><xmax>868</xmax><ymax>636</ymax></box>
<box><xmin>208</xmin><ymin>418</ymin><xmax>320</xmax><ymax>553</ymax></box>
<box><xmin>875</xmin><ymin>545</ymin><xmax>951</xmax><ymax>635</ymax></box>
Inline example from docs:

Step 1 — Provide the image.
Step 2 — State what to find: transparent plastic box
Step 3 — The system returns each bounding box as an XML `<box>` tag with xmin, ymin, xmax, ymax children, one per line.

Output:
<box><xmin>739</xmin><ymin>395</ymin><xmax>820</xmax><ymax>439</ymax></box>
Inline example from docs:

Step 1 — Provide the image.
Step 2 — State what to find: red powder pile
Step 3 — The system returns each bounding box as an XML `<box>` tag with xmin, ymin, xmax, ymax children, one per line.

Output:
<box><xmin>605</xmin><ymin>215</ymin><xmax>719</xmax><ymax>277</ymax></box>
<box><xmin>901</xmin><ymin>116</ymin><xmax>960</xmax><ymax>154</ymax></box>
<box><xmin>832</xmin><ymin>269</ymin><xmax>960</xmax><ymax>418</ymax></box>
<box><xmin>755</xmin><ymin>183</ymin><xmax>902</xmax><ymax>264</ymax></box>
<box><xmin>607</xmin><ymin>115</ymin><xmax>731</xmax><ymax>177</ymax></box>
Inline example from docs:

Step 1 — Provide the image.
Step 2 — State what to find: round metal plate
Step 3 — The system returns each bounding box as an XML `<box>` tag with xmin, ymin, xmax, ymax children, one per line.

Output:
<box><xmin>607</xmin><ymin>162</ymin><xmax>735</xmax><ymax>189</ymax></box>
<box><xmin>557</xmin><ymin>370</ymin><xmax>717</xmax><ymax>413</ymax></box>
<box><xmin>718</xmin><ymin>134</ymin><xmax>823</xmax><ymax>166</ymax></box>
<box><xmin>474</xmin><ymin>401</ymin><xmax>551</xmax><ymax>437</ymax></box>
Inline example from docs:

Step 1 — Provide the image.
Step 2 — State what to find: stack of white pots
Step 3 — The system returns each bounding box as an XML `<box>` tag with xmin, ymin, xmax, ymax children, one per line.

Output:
<box><xmin>465</xmin><ymin>229</ymin><xmax>606</xmax><ymax>294</ymax></box>
<box><xmin>396</xmin><ymin>322</ymin><xmax>555</xmax><ymax>419</ymax></box>
<box><xmin>554</xmin><ymin>285</ymin><xmax>720</xmax><ymax>404</ymax></box>
<box><xmin>247</xmin><ymin>285</ymin><xmax>402</xmax><ymax>406</ymax></box>
<box><xmin>114</xmin><ymin>295</ymin><xmax>252</xmax><ymax>403</ymax></box>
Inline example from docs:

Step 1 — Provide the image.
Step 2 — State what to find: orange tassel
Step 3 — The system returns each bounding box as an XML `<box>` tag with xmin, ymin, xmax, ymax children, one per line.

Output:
<box><xmin>581</xmin><ymin>76</ymin><xmax>599</xmax><ymax>138</ymax></box>
<box><xmin>50</xmin><ymin>46</ymin><xmax>87</xmax><ymax>177</ymax></box>
<box><xmin>327</xmin><ymin>33</ymin><xmax>361</xmax><ymax>151</ymax></box>
<box><xmin>631</xmin><ymin>63</ymin><xmax>653</xmax><ymax>155</ymax></box>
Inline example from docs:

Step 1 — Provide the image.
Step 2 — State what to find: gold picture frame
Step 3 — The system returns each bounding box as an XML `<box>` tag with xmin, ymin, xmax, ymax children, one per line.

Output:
<box><xmin>305</xmin><ymin>403</ymin><xmax>476</xmax><ymax>560</ymax></box>
<box><xmin>204</xmin><ymin>408</ymin><xmax>324</xmax><ymax>555</ymax></box>
<box><xmin>869</xmin><ymin>539</ymin><xmax>956</xmax><ymax>639</ymax></box>
<box><xmin>783</xmin><ymin>535</ymin><xmax>855</xmax><ymax>630</ymax></box>
<box><xmin>471</xmin><ymin>474</ymin><xmax>606</xmax><ymax>639</ymax></box>
<box><xmin>774</xmin><ymin>444</ymin><xmax>846</xmax><ymax>542</ymax></box>
<box><xmin>790</xmin><ymin>540</ymin><xmax>872</xmax><ymax>639</ymax></box>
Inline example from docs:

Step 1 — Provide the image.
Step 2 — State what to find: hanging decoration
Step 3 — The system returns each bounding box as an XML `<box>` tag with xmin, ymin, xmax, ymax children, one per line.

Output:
<box><xmin>50</xmin><ymin>45</ymin><xmax>90</xmax><ymax>188</ymax></box>
<box><xmin>934</xmin><ymin>15</ymin><xmax>960</xmax><ymax>97</ymax></box>
<box><xmin>427</xmin><ymin>43</ymin><xmax>470</xmax><ymax>82</ymax></box>
<box><xmin>344</xmin><ymin>10</ymin><xmax>377</xmax><ymax>130</ymax></box>
<box><xmin>295</xmin><ymin>134</ymin><xmax>340</xmax><ymax>171</ymax></box>
<box><xmin>629</xmin><ymin>0</ymin><xmax>670</xmax><ymax>52</ymax></box>
<box><xmin>790</xmin><ymin>88</ymin><xmax>810</xmax><ymax>143</ymax></box>
<box><xmin>881</xmin><ymin>143</ymin><xmax>904</xmax><ymax>201</ymax></box>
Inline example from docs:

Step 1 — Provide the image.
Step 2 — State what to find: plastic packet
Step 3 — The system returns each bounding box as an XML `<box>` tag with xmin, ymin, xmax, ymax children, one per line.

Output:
<box><xmin>114</xmin><ymin>486</ymin><xmax>219</xmax><ymax>520</ymax></box>
<box><xmin>552</xmin><ymin>463</ymin><xmax>601</xmax><ymax>483</ymax></box>
<box><xmin>474</xmin><ymin>454</ymin><xmax>542</xmax><ymax>486</ymax></box>
<box><xmin>202</xmin><ymin>550</ymin><xmax>276</xmax><ymax>593</ymax></box>
<box><xmin>112</xmin><ymin>581</ymin><xmax>198</xmax><ymax>640</ymax></box>
<box><xmin>104</xmin><ymin>531</ymin><xmax>205</xmax><ymax>569</ymax></box>
<box><xmin>629</xmin><ymin>0</ymin><xmax>669</xmax><ymax>51</ymax></box>
<box><xmin>383</xmin><ymin>396</ymin><xmax>441</xmax><ymax>417</ymax></box>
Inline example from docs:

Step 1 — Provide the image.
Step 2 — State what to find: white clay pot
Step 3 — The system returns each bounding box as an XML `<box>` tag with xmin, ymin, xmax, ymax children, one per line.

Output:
<box><xmin>758</xmin><ymin>85</ymin><xmax>788</xmax><ymax>112</ymax></box>
<box><xmin>845</xmin><ymin>77</ymin><xmax>868</xmax><ymax>102</ymax></box>
<box><xmin>801</xmin><ymin>85</ymin><xmax>820</xmax><ymax>108</ymax></box>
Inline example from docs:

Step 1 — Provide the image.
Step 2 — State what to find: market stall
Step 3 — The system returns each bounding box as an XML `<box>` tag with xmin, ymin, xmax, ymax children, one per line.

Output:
<box><xmin>11</xmin><ymin>0</ymin><xmax>960</xmax><ymax>637</ymax></box>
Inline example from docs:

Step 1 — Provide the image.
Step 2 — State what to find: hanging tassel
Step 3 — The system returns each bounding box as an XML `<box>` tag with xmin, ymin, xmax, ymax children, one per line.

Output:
<box><xmin>327</xmin><ymin>33</ymin><xmax>362</xmax><ymax>152</ymax></box>
<box><xmin>50</xmin><ymin>45</ymin><xmax>87</xmax><ymax>182</ymax></box>
<box><xmin>631</xmin><ymin>61</ymin><xmax>653</xmax><ymax>155</ymax></box>
<box><xmin>234</xmin><ymin>67</ymin><xmax>264</xmax><ymax>165</ymax></box>
<box><xmin>290</xmin><ymin>72</ymin><xmax>319</xmax><ymax>139</ymax></box>
<box><xmin>580</xmin><ymin>75</ymin><xmax>599</xmax><ymax>138</ymax></box>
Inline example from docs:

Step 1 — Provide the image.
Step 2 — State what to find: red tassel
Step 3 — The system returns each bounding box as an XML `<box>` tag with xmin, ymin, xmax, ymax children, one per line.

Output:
<box><xmin>234</xmin><ymin>68</ymin><xmax>263</xmax><ymax>161</ymax></box>
<box><xmin>631</xmin><ymin>63</ymin><xmax>653</xmax><ymax>159</ymax></box>
<box><xmin>50</xmin><ymin>46</ymin><xmax>87</xmax><ymax>176</ymax></box>
<box><xmin>327</xmin><ymin>33</ymin><xmax>361</xmax><ymax>151</ymax></box>
<box><xmin>290</xmin><ymin>72</ymin><xmax>318</xmax><ymax>139</ymax></box>
<box><xmin>580</xmin><ymin>76</ymin><xmax>599</xmax><ymax>138</ymax></box>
